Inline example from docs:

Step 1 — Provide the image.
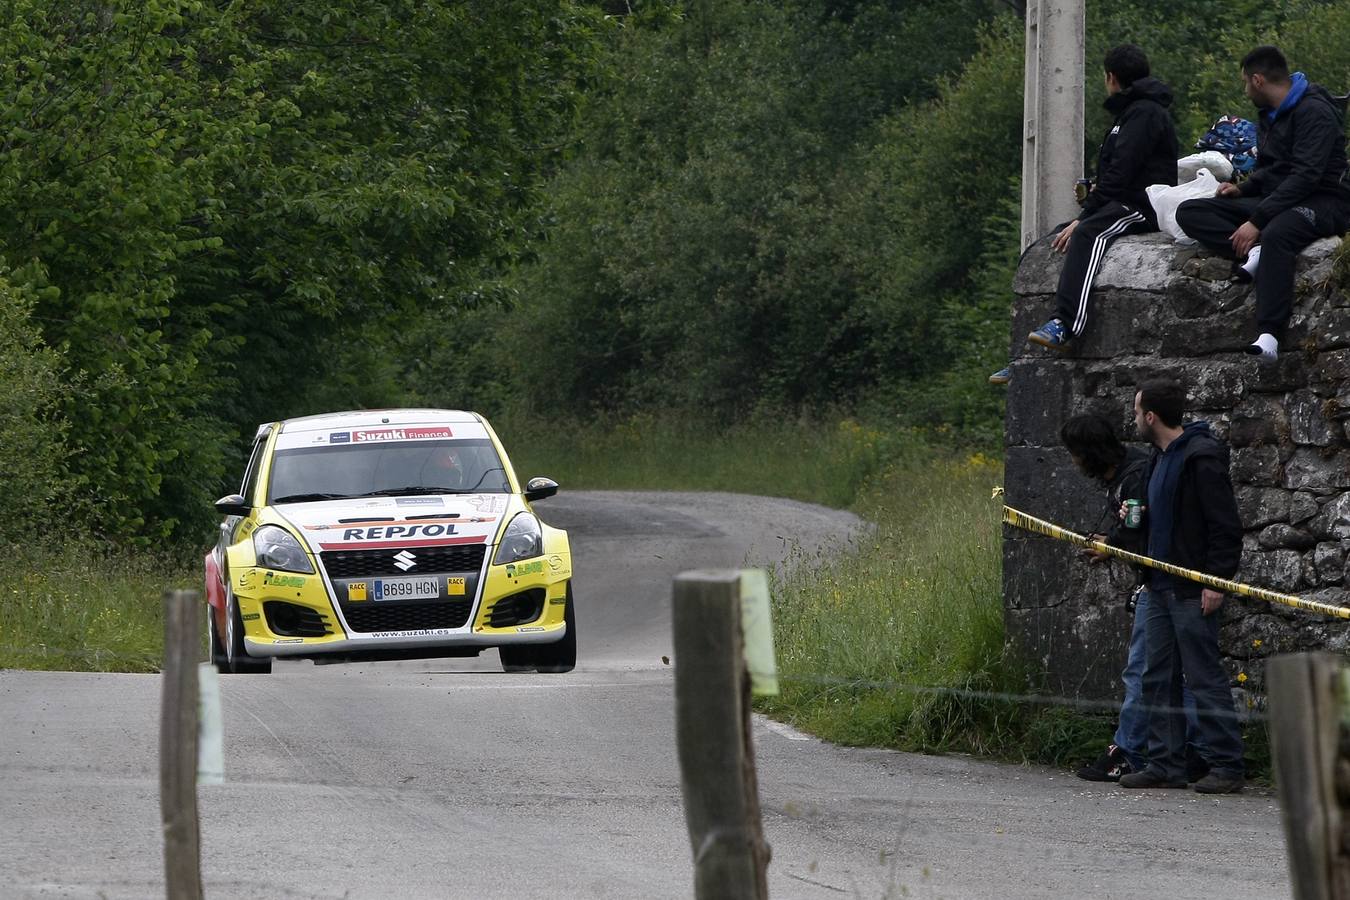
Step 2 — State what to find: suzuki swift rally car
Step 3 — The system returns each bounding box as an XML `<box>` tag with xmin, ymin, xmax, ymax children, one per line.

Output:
<box><xmin>203</xmin><ymin>409</ymin><xmax>575</xmax><ymax>674</ymax></box>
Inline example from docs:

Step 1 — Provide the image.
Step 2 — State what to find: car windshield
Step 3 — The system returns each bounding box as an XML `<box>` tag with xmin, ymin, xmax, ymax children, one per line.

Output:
<box><xmin>268</xmin><ymin>438</ymin><xmax>511</xmax><ymax>503</ymax></box>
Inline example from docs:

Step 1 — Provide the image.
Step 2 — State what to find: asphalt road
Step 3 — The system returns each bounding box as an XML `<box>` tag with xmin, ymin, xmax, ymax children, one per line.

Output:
<box><xmin>1</xmin><ymin>491</ymin><xmax>1289</xmax><ymax>899</ymax></box>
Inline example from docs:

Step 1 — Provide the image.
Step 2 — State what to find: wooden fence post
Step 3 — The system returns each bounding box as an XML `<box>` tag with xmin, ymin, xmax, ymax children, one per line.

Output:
<box><xmin>672</xmin><ymin>570</ymin><xmax>771</xmax><ymax>900</ymax></box>
<box><xmin>160</xmin><ymin>589</ymin><xmax>204</xmax><ymax>900</ymax></box>
<box><xmin>1267</xmin><ymin>652</ymin><xmax>1350</xmax><ymax>900</ymax></box>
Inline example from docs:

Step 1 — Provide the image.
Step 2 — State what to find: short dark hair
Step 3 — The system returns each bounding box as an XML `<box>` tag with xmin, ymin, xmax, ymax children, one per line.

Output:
<box><xmin>1242</xmin><ymin>45</ymin><xmax>1290</xmax><ymax>82</ymax></box>
<box><xmin>1103</xmin><ymin>44</ymin><xmax>1150</xmax><ymax>87</ymax></box>
<box><xmin>1060</xmin><ymin>414</ymin><xmax>1128</xmax><ymax>480</ymax></box>
<box><xmin>1137</xmin><ymin>378</ymin><xmax>1186</xmax><ymax>428</ymax></box>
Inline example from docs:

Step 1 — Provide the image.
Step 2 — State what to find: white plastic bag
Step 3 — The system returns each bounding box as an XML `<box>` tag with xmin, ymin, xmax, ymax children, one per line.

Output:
<box><xmin>1146</xmin><ymin>168</ymin><xmax>1221</xmax><ymax>244</ymax></box>
<box><xmin>1177</xmin><ymin>150</ymin><xmax>1233</xmax><ymax>184</ymax></box>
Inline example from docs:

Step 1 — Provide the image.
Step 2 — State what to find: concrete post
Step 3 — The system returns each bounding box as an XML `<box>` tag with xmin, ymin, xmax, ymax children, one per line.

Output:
<box><xmin>1020</xmin><ymin>0</ymin><xmax>1085</xmax><ymax>251</ymax></box>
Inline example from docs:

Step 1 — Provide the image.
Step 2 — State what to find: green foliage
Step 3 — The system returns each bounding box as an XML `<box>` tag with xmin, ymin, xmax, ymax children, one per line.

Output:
<box><xmin>0</xmin><ymin>0</ymin><xmax>607</xmax><ymax>543</ymax></box>
<box><xmin>0</xmin><ymin>1</ymin><xmax>253</xmax><ymax>539</ymax></box>
<box><xmin>846</xmin><ymin>20</ymin><xmax>1024</xmax><ymax>442</ymax></box>
<box><xmin>496</xmin><ymin>0</ymin><xmax>1002</xmax><ymax>418</ymax></box>
<box><xmin>0</xmin><ymin>272</ymin><xmax>76</xmax><ymax>540</ymax></box>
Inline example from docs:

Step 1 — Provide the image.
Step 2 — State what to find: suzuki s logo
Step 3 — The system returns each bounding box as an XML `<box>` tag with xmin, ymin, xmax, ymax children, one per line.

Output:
<box><xmin>393</xmin><ymin>550</ymin><xmax>417</xmax><ymax>571</ymax></box>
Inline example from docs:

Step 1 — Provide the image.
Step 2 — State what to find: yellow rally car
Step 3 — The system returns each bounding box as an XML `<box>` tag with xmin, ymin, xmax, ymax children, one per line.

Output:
<box><xmin>203</xmin><ymin>409</ymin><xmax>575</xmax><ymax>674</ymax></box>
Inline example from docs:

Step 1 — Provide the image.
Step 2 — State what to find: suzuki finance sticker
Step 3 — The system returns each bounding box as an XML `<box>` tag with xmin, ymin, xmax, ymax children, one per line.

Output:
<box><xmin>352</xmin><ymin>427</ymin><xmax>453</xmax><ymax>443</ymax></box>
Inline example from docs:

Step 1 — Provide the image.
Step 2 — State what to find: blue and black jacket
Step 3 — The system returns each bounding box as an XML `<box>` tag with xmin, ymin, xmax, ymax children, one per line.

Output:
<box><xmin>1238</xmin><ymin>75</ymin><xmax>1350</xmax><ymax>229</ymax></box>
<box><xmin>1140</xmin><ymin>424</ymin><xmax>1243</xmax><ymax>598</ymax></box>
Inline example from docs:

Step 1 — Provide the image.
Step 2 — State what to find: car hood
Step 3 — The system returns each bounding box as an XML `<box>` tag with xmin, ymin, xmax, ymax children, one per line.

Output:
<box><xmin>271</xmin><ymin>494</ymin><xmax>514</xmax><ymax>553</ymax></box>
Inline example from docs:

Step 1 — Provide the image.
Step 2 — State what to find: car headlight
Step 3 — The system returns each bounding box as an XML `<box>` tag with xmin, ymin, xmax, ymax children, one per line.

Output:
<box><xmin>493</xmin><ymin>513</ymin><xmax>542</xmax><ymax>565</ymax></box>
<box><xmin>253</xmin><ymin>525</ymin><xmax>315</xmax><ymax>574</ymax></box>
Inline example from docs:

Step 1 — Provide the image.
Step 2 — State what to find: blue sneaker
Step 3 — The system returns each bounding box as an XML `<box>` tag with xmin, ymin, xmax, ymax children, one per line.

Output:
<box><xmin>988</xmin><ymin>366</ymin><xmax>1011</xmax><ymax>385</ymax></box>
<box><xmin>1028</xmin><ymin>318</ymin><xmax>1071</xmax><ymax>349</ymax></box>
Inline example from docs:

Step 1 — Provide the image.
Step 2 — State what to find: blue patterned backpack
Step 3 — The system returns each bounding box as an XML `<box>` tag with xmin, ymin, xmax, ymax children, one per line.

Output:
<box><xmin>1195</xmin><ymin>116</ymin><xmax>1259</xmax><ymax>174</ymax></box>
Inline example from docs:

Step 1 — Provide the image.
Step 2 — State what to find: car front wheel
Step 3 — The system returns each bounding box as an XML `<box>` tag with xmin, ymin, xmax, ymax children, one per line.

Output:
<box><xmin>498</xmin><ymin>645</ymin><xmax>535</xmax><ymax>673</ymax></box>
<box><xmin>534</xmin><ymin>583</ymin><xmax>576</xmax><ymax>674</ymax></box>
<box><xmin>224</xmin><ymin>584</ymin><xmax>272</xmax><ymax>675</ymax></box>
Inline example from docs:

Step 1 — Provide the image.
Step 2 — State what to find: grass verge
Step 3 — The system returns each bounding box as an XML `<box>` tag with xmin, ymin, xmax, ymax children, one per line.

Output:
<box><xmin>757</xmin><ymin>449</ymin><xmax>1030</xmax><ymax>755</ymax></box>
<box><xmin>501</xmin><ymin>412</ymin><xmax>923</xmax><ymax>509</ymax></box>
<box><xmin>0</xmin><ymin>545</ymin><xmax>197</xmax><ymax>673</ymax></box>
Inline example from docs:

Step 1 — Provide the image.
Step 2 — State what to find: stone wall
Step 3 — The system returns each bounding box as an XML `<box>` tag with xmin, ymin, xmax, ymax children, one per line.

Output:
<box><xmin>1003</xmin><ymin>232</ymin><xmax>1350</xmax><ymax>706</ymax></box>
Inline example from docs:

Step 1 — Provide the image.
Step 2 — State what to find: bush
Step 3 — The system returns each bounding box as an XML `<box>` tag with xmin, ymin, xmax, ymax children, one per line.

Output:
<box><xmin>0</xmin><ymin>273</ymin><xmax>76</xmax><ymax>542</ymax></box>
<box><xmin>499</xmin><ymin>0</ymin><xmax>1001</xmax><ymax>418</ymax></box>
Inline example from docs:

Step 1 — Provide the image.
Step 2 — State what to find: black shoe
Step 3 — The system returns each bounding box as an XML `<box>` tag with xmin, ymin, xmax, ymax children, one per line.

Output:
<box><xmin>1076</xmin><ymin>743</ymin><xmax>1131</xmax><ymax>782</ymax></box>
<box><xmin>1193</xmin><ymin>772</ymin><xmax>1244</xmax><ymax>794</ymax></box>
<box><xmin>1118</xmin><ymin>769</ymin><xmax>1188</xmax><ymax>789</ymax></box>
<box><xmin>1185</xmin><ymin>756</ymin><xmax>1210</xmax><ymax>783</ymax></box>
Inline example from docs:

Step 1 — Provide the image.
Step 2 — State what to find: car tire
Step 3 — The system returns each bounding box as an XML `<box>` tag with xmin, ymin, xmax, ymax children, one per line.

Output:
<box><xmin>534</xmin><ymin>583</ymin><xmax>576</xmax><ymax>674</ymax></box>
<box><xmin>498</xmin><ymin>646</ymin><xmax>536</xmax><ymax>673</ymax></box>
<box><xmin>207</xmin><ymin>601</ymin><xmax>230</xmax><ymax>674</ymax></box>
<box><xmin>224</xmin><ymin>585</ymin><xmax>272</xmax><ymax>675</ymax></box>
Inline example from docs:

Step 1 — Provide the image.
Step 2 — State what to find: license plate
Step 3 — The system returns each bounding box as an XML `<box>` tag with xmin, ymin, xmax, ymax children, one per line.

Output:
<box><xmin>371</xmin><ymin>577</ymin><xmax>440</xmax><ymax>601</ymax></box>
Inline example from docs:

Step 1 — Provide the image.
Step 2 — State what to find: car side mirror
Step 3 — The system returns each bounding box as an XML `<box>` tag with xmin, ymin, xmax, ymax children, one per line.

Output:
<box><xmin>522</xmin><ymin>477</ymin><xmax>559</xmax><ymax>502</ymax></box>
<box><xmin>214</xmin><ymin>494</ymin><xmax>251</xmax><ymax>517</ymax></box>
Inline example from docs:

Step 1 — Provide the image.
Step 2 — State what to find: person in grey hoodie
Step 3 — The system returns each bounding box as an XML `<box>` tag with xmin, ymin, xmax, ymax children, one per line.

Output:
<box><xmin>1118</xmin><ymin>379</ymin><xmax>1246</xmax><ymax>795</ymax></box>
<box><xmin>1177</xmin><ymin>45</ymin><xmax>1350</xmax><ymax>361</ymax></box>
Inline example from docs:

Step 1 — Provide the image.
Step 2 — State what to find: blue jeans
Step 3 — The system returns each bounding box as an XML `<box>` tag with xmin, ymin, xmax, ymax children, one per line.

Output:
<box><xmin>1141</xmin><ymin>588</ymin><xmax>1245</xmax><ymax>780</ymax></box>
<box><xmin>1113</xmin><ymin>589</ymin><xmax>1202</xmax><ymax>772</ymax></box>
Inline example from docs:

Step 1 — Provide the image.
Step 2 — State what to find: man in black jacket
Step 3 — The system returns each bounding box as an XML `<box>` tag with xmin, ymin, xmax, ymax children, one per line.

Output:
<box><xmin>991</xmin><ymin>45</ymin><xmax>1177</xmax><ymax>384</ymax></box>
<box><xmin>1118</xmin><ymin>379</ymin><xmax>1245</xmax><ymax>794</ymax></box>
<box><xmin>1177</xmin><ymin>46</ymin><xmax>1350</xmax><ymax>361</ymax></box>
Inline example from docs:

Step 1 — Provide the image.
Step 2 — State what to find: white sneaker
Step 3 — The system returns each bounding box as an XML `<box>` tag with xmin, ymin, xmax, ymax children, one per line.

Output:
<box><xmin>1245</xmin><ymin>332</ymin><xmax>1278</xmax><ymax>362</ymax></box>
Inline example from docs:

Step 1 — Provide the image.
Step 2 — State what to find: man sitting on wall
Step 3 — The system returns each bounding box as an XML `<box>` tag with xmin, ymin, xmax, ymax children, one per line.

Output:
<box><xmin>1176</xmin><ymin>45</ymin><xmax>1350</xmax><ymax>362</ymax></box>
<box><xmin>990</xmin><ymin>44</ymin><xmax>1177</xmax><ymax>385</ymax></box>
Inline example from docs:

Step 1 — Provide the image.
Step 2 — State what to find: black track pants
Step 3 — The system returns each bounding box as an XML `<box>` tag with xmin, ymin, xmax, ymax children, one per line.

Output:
<box><xmin>1176</xmin><ymin>194</ymin><xmax>1349</xmax><ymax>339</ymax></box>
<box><xmin>1053</xmin><ymin>202</ymin><xmax>1153</xmax><ymax>338</ymax></box>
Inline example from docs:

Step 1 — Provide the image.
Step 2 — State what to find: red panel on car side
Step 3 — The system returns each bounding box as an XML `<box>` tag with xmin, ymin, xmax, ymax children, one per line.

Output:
<box><xmin>204</xmin><ymin>551</ymin><xmax>225</xmax><ymax>612</ymax></box>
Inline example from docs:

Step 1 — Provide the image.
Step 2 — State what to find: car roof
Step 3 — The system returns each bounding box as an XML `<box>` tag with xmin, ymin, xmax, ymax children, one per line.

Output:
<box><xmin>268</xmin><ymin>409</ymin><xmax>483</xmax><ymax>437</ymax></box>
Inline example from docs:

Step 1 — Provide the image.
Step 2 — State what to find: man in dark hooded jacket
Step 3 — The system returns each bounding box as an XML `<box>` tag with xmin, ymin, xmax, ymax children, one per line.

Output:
<box><xmin>1118</xmin><ymin>379</ymin><xmax>1246</xmax><ymax>795</ymax></box>
<box><xmin>1177</xmin><ymin>45</ymin><xmax>1350</xmax><ymax>361</ymax></box>
<box><xmin>991</xmin><ymin>45</ymin><xmax>1177</xmax><ymax>384</ymax></box>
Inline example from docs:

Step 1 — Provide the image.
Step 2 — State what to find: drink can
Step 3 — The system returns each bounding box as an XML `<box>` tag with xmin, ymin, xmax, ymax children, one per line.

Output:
<box><xmin>1123</xmin><ymin>499</ymin><xmax>1144</xmax><ymax>529</ymax></box>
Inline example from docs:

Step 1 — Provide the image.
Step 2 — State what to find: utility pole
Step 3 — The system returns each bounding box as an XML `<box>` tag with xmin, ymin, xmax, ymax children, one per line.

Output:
<box><xmin>1020</xmin><ymin>0</ymin><xmax>1085</xmax><ymax>250</ymax></box>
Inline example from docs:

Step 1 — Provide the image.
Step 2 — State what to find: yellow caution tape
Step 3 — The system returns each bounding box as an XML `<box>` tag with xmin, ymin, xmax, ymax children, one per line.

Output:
<box><xmin>1001</xmin><ymin>503</ymin><xmax>1350</xmax><ymax>620</ymax></box>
